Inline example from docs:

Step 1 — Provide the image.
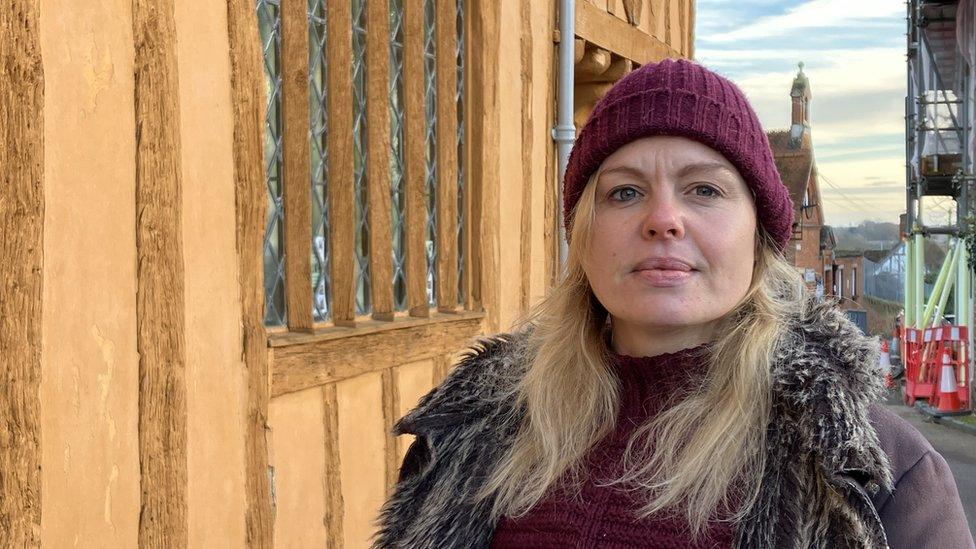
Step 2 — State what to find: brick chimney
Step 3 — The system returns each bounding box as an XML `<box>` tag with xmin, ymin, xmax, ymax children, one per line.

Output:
<box><xmin>789</xmin><ymin>62</ymin><xmax>812</xmax><ymax>148</ymax></box>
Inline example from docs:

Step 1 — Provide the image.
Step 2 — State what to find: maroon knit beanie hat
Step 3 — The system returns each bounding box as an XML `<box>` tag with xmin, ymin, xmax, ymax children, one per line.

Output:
<box><xmin>563</xmin><ymin>57</ymin><xmax>794</xmax><ymax>250</ymax></box>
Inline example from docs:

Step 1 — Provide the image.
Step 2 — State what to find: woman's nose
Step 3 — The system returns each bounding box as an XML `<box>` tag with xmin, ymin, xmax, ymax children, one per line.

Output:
<box><xmin>640</xmin><ymin>195</ymin><xmax>685</xmax><ymax>240</ymax></box>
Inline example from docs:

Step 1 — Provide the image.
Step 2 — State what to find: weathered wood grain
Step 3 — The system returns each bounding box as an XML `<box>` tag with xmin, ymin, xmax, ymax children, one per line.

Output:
<box><xmin>367</xmin><ymin>0</ymin><xmax>395</xmax><ymax>321</ymax></box>
<box><xmin>132</xmin><ymin>0</ymin><xmax>189</xmax><ymax>544</ymax></box>
<box><xmin>576</xmin><ymin>0</ymin><xmax>678</xmax><ymax>64</ymax></box>
<box><xmin>380</xmin><ymin>369</ymin><xmax>401</xmax><ymax>495</ymax></box>
<box><xmin>519</xmin><ymin>0</ymin><xmax>534</xmax><ymax>314</ymax></box>
<box><xmin>271</xmin><ymin>313</ymin><xmax>484</xmax><ymax>397</ymax></box>
<box><xmin>0</xmin><ymin>1</ymin><xmax>43</xmax><ymax>545</ymax></box>
<box><xmin>403</xmin><ymin>0</ymin><xmax>429</xmax><ymax>318</ymax></box>
<box><xmin>327</xmin><ymin>0</ymin><xmax>357</xmax><ymax>327</ymax></box>
<box><xmin>468</xmin><ymin>0</ymin><xmax>500</xmax><ymax>330</ymax></box>
<box><xmin>436</xmin><ymin>0</ymin><xmax>459</xmax><ymax>313</ymax></box>
<box><xmin>226</xmin><ymin>0</ymin><xmax>274</xmax><ymax>545</ymax></box>
<box><xmin>281</xmin><ymin>0</ymin><xmax>314</xmax><ymax>331</ymax></box>
<box><xmin>322</xmin><ymin>383</ymin><xmax>344</xmax><ymax>548</ymax></box>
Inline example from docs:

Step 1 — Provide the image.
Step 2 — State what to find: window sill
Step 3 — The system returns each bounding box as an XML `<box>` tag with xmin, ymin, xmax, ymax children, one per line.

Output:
<box><xmin>268</xmin><ymin>309</ymin><xmax>486</xmax><ymax>397</ymax></box>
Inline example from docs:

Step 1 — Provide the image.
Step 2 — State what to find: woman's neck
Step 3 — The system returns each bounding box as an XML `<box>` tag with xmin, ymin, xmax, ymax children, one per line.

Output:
<box><xmin>608</xmin><ymin>318</ymin><xmax>717</xmax><ymax>358</ymax></box>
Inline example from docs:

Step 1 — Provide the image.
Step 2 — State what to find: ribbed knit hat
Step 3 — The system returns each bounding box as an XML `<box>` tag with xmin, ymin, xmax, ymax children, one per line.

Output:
<box><xmin>563</xmin><ymin>58</ymin><xmax>794</xmax><ymax>250</ymax></box>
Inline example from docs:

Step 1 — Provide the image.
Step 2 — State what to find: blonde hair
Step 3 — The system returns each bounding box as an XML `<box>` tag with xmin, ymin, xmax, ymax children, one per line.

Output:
<box><xmin>474</xmin><ymin>173</ymin><xmax>807</xmax><ymax>536</ymax></box>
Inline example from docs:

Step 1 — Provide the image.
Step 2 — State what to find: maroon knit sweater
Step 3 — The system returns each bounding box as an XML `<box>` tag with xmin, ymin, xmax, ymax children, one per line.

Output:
<box><xmin>489</xmin><ymin>345</ymin><xmax>733</xmax><ymax>549</ymax></box>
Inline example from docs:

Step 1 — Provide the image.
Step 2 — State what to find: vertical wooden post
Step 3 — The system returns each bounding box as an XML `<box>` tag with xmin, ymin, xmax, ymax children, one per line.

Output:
<box><xmin>367</xmin><ymin>0</ymin><xmax>395</xmax><ymax>321</ymax></box>
<box><xmin>380</xmin><ymin>369</ymin><xmax>401</xmax><ymax>494</ymax></box>
<box><xmin>328</xmin><ymin>0</ymin><xmax>357</xmax><ymax>327</ymax></box>
<box><xmin>226</xmin><ymin>0</ymin><xmax>274</xmax><ymax>545</ymax></box>
<box><xmin>321</xmin><ymin>384</ymin><xmax>344</xmax><ymax>548</ymax></box>
<box><xmin>0</xmin><ymin>1</ymin><xmax>43</xmax><ymax>545</ymax></box>
<box><xmin>132</xmin><ymin>0</ymin><xmax>189</xmax><ymax>545</ymax></box>
<box><xmin>467</xmin><ymin>0</ymin><xmax>501</xmax><ymax>331</ymax></box>
<box><xmin>281</xmin><ymin>0</ymin><xmax>314</xmax><ymax>332</ymax></box>
<box><xmin>687</xmin><ymin>0</ymin><xmax>695</xmax><ymax>59</ymax></box>
<box><xmin>519</xmin><ymin>0</ymin><xmax>534</xmax><ymax>313</ymax></box>
<box><xmin>436</xmin><ymin>0</ymin><xmax>459</xmax><ymax>313</ymax></box>
<box><xmin>404</xmin><ymin>0</ymin><xmax>430</xmax><ymax>318</ymax></box>
<box><xmin>544</xmin><ymin>3</ymin><xmax>558</xmax><ymax>290</ymax></box>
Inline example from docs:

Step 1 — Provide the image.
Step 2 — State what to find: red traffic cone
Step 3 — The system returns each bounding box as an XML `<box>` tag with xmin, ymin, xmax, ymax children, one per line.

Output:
<box><xmin>936</xmin><ymin>350</ymin><xmax>961</xmax><ymax>413</ymax></box>
<box><xmin>879</xmin><ymin>340</ymin><xmax>893</xmax><ymax>389</ymax></box>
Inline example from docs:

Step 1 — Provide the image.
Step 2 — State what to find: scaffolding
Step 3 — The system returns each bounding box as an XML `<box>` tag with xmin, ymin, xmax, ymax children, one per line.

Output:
<box><xmin>905</xmin><ymin>0</ymin><xmax>976</xmax><ymax>410</ymax></box>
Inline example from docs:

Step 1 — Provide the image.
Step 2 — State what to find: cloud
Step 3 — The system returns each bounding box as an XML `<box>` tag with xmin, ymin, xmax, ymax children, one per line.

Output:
<box><xmin>694</xmin><ymin>1</ymin><xmax>908</xmax><ymax>225</ymax></box>
<box><xmin>703</xmin><ymin>0</ymin><xmax>904</xmax><ymax>43</ymax></box>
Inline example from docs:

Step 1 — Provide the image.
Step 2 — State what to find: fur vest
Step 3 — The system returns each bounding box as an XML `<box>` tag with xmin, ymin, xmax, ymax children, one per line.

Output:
<box><xmin>372</xmin><ymin>300</ymin><xmax>894</xmax><ymax>548</ymax></box>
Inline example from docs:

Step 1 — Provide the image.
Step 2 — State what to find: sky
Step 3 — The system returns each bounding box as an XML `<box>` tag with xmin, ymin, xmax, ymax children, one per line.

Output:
<box><xmin>694</xmin><ymin>0</ymin><xmax>910</xmax><ymax>227</ymax></box>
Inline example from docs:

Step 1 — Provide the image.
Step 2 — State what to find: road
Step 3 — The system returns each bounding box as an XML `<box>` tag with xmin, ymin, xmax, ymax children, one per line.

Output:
<box><xmin>883</xmin><ymin>399</ymin><xmax>976</xmax><ymax>535</ymax></box>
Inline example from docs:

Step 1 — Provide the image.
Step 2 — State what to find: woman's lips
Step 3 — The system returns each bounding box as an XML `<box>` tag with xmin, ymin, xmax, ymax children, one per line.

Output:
<box><xmin>634</xmin><ymin>268</ymin><xmax>695</xmax><ymax>287</ymax></box>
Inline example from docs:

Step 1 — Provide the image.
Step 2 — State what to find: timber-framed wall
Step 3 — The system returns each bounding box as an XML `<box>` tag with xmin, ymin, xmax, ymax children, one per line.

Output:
<box><xmin>2</xmin><ymin>0</ymin><xmax>694</xmax><ymax>546</ymax></box>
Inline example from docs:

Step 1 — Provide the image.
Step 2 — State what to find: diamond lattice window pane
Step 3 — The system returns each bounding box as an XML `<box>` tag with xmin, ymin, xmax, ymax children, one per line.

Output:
<box><xmin>423</xmin><ymin>0</ymin><xmax>438</xmax><ymax>308</ymax></box>
<box><xmin>309</xmin><ymin>0</ymin><xmax>331</xmax><ymax>322</ymax></box>
<box><xmin>456</xmin><ymin>0</ymin><xmax>466</xmax><ymax>307</ymax></box>
<box><xmin>259</xmin><ymin>0</ymin><xmax>286</xmax><ymax>327</ymax></box>
<box><xmin>352</xmin><ymin>0</ymin><xmax>372</xmax><ymax>315</ymax></box>
<box><xmin>390</xmin><ymin>0</ymin><xmax>408</xmax><ymax>311</ymax></box>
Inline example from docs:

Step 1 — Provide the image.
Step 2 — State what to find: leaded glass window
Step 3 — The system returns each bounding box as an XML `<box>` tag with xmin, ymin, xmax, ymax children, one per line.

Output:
<box><xmin>259</xmin><ymin>0</ymin><xmax>467</xmax><ymax>326</ymax></box>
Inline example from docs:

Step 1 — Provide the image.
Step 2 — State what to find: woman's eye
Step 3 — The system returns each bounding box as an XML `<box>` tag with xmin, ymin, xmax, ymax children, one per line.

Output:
<box><xmin>609</xmin><ymin>187</ymin><xmax>640</xmax><ymax>202</ymax></box>
<box><xmin>693</xmin><ymin>184</ymin><xmax>720</xmax><ymax>198</ymax></box>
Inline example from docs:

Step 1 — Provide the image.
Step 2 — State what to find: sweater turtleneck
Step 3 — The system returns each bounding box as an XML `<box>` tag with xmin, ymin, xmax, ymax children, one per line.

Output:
<box><xmin>489</xmin><ymin>344</ymin><xmax>732</xmax><ymax>549</ymax></box>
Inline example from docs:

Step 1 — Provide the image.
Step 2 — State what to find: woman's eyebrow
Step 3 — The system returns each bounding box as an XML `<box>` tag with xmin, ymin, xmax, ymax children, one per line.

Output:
<box><xmin>675</xmin><ymin>162</ymin><xmax>738</xmax><ymax>179</ymax></box>
<box><xmin>598</xmin><ymin>165</ymin><xmax>646</xmax><ymax>180</ymax></box>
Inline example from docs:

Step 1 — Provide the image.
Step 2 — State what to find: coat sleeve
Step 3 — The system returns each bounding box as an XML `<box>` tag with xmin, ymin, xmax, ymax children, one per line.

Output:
<box><xmin>877</xmin><ymin>450</ymin><xmax>974</xmax><ymax>549</ymax></box>
<box><xmin>869</xmin><ymin>404</ymin><xmax>974</xmax><ymax>549</ymax></box>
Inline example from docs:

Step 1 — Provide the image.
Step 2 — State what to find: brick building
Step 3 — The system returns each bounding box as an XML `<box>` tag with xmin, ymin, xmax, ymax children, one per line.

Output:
<box><xmin>767</xmin><ymin>64</ymin><xmax>866</xmax><ymax>323</ymax></box>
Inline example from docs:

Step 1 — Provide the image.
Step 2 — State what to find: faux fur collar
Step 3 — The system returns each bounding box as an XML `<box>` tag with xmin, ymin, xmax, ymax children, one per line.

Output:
<box><xmin>376</xmin><ymin>299</ymin><xmax>893</xmax><ymax>549</ymax></box>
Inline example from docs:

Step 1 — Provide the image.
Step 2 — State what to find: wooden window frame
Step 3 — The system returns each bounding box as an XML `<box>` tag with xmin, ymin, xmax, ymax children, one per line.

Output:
<box><xmin>264</xmin><ymin>0</ymin><xmax>488</xmax><ymax>398</ymax></box>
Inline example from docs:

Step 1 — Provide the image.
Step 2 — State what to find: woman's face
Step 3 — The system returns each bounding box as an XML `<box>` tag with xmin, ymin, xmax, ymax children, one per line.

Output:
<box><xmin>582</xmin><ymin>136</ymin><xmax>758</xmax><ymax>351</ymax></box>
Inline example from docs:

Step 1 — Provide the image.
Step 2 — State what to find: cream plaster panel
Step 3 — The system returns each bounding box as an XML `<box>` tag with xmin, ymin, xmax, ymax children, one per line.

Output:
<box><xmin>337</xmin><ymin>371</ymin><xmax>387</xmax><ymax>549</ymax></box>
<box><xmin>173</xmin><ymin>2</ymin><xmax>248</xmax><ymax>547</ymax></box>
<box><xmin>39</xmin><ymin>1</ymin><xmax>140</xmax><ymax>546</ymax></box>
<box><xmin>269</xmin><ymin>389</ymin><xmax>328</xmax><ymax>547</ymax></box>
<box><xmin>394</xmin><ymin>359</ymin><xmax>436</xmax><ymax>463</ymax></box>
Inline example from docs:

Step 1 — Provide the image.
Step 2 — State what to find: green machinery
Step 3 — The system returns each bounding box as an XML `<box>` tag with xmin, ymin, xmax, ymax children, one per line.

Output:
<box><xmin>905</xmin><ymin>0</ymin><xmax>974</xmax><ymax>404</ymax></box>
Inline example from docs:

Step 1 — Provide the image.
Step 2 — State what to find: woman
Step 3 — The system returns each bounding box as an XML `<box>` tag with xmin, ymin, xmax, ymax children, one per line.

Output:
<box><xmin>373</xmin><ymin>58</ymin><xmax>973</xmax><ymax>548</ymax></box>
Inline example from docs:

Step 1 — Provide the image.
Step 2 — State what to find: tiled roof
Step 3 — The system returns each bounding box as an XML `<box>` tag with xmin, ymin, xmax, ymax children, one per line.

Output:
<box><xmin>767</xmin><ymin>129</ymin><xmax>814</xmax><ymax>210</ymax></box>
<box><xmin>773</xmin><ymin>150</ymin><xmax>814</xmax><ymax>208</ymax></box>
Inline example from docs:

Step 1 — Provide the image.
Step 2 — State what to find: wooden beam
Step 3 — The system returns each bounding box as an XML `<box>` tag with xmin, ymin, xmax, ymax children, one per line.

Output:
<box><xmin>688</xmin><ymin>0</ymin><xmax>695</xmax><ymax>59</ymax></box>
<box><xmin>327</xmin><ymin>0</ymin><xmax>357</xmax><ymax>327</ymax></box>
<box><xmin>436</xmin><ymin>0</ymin><xmax>459</xmax><ymax>313</ymax></box>
<box><xmin>226</xmin><ymin>0</ymin><xmax>274</xmax><ymax>545</ymax></box>
<box><xmin>271</xmin><ymin>312</ymin><xmax>484</xmax><ymax>397</ymax></box>
<box><xmin>576</xmin><ymin>55</ymin><xmax>632</xmax><ymax>84</ymax></box>
<box><xmin>575</xmin><ymin>0</ymin><xmax>679</xmax><ymax>64</ymax></box>
<box><xmin>519</xmin><ymin>0</ymin><xmax>533</xmax><ymax>314</ymax></box>
<box><xmin>575</xmin><ymin>47</ymin><xmax>611</xmax><ymax>80</ymax></box>
<box><xmin>0</xmin><ymin>1</ymin><xmax>43</xmax><ymax>544</ymax></box>
<box><xmin>321</xmin><ymin>384</ymin><xmax>344</xmax><ymax>548</ymax></box>
<box><xmin>622</xmin><ymin>0</ymin><xmax>642</xmax><ymax>26</ymax></box>
<box><xmin>132</xmin><ymin>0</ymin><xmax>188</xmax><ymax>544</ymax></box>
<box><xmin>403</xmin><ymin>0</ymin><xmax>429</xmax><ymax>318</ymax></box>
<box><xmin>380</xmin><ymin>369</ymin><xmax>401</xmax><ymax>494</ymax></box>
<box><xmin>367</xmin><ymin>0</ymin><xmax>395</xmax><ymax>321</ymax></box>
<box><xmin>432</xmin><ymin>354</ymin><xmax>451</xmax><ymax>385</ymax></box>
<box><xmin>281</xmin><ymin>0</ymin><xmax>314</xmax><ymax>331</ymax></box>
<box><xmin>468</xmin><ymin>0</ymin><xmax>500</xmax><ymax>331</ymax></box>
<box><xmin>545</xmin><ymin>7</ymin><xmax>558</xmax><ymax>289</ymax></box>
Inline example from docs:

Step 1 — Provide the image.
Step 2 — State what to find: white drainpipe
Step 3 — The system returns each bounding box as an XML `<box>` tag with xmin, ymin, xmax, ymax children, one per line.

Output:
<box><xmin>552</xmin><ymin>0</ymin><xmax>576</xmax><ymax>269</ymax></box>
